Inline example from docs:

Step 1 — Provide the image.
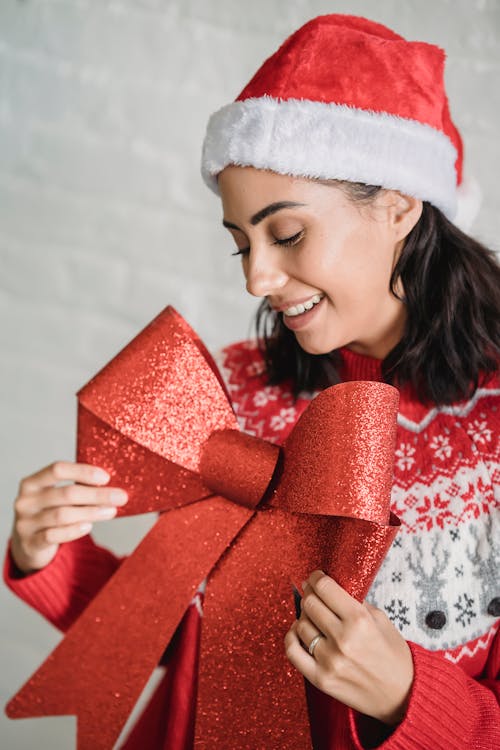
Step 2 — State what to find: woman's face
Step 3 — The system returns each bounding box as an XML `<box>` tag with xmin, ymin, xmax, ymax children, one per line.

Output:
<box><xmin>218</xmin><ymin>166</ymin><xmax>421</xmax><ymax>359</ymax></box>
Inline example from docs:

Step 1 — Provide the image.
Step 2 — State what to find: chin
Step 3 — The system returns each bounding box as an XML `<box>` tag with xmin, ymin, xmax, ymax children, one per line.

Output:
<box><xmin>295</xmin><ymin>334</ymin><xmax>340</xmax><ymax>356</ymax></box>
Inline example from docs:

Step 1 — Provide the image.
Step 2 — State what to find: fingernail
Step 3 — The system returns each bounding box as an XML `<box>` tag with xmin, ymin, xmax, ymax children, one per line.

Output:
<box><xmin>98</xmin><ymin>506</ymin><xmax>117</xmax><ymax>518</ymax></box>
<box><xmin>110</xmin><ymin>490</ymin><xmax>128</xmax><ymax>505</ymax></box>
<box><xmin>93</xmin><ymin>469</ymin><xmax>110</xmax><ymax>483</ymax></box>
<box><xmin>80</xmin><ymin>523</ymin><xmax>92</xmax><ymax>533</ymax></box>
<box><xmin>301</xmin><ymin>581</ymin><xmax>309</xmax><ymax>590</ymax></box>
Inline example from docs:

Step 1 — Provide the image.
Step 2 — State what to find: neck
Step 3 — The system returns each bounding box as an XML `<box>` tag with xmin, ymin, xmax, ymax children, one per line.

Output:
<box><xmin>343</xmin><ymin>290</ymin><xmax>406</xmax><ymax>359</ymax></box>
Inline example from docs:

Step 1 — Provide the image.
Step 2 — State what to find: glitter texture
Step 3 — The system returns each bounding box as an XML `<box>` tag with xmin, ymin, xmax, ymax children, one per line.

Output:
<box><xmin>200</xmin><ymin>428</ymin><xmax>280</xmax><ymax>508</ymax></box>
<box><xmin>78</xmin><ymin>307</ymin><xmax>238</xmax><ymax>473</ymax></box>
<box><xmin>273</xmin><ymin>381</ymin><xmax>398</xmax><ymax>524</ymax></box>
<box><xmin>6</xmin><ymin>306</ymin><xmax>400</xmax><ymax>750</ymax></box>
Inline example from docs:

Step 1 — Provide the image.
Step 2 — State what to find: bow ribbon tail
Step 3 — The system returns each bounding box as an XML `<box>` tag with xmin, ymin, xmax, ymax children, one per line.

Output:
<box><xmin>194</xmin><ymin>507</ymin><xmax>399</xmax><ymax>749</ymax></box>
<box><xmin>196</xmin><ymin>508</ymin><xmax>311</xmax><ymax>749</ymax></box>
<box><xmin>300</xmin><ymin>514</ymin><xmax>401</xmax><ymax>749</ymax></box>
<box><xmin>6</xmin><ymin>497</ymin><xmax>255</xmax><ymax>750</ymax></box>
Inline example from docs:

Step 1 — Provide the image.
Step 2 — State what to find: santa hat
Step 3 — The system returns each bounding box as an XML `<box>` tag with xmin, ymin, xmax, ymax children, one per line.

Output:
<box><xmin>201</xmin><ymin>14</ymin><xmax>481</xmax><ymax>232</ymax></box>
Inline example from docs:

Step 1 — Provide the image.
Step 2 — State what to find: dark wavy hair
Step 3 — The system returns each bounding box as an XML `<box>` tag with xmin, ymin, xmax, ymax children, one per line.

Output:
<box><xmin>255</xmin><ymin>181</ymin><xmax>500</xmax><ymax>405</ymax></box>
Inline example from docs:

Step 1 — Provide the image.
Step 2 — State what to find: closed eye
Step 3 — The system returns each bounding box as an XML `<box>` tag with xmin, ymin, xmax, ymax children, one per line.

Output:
<box><xmin>231</xmin><ymin>230</ymin><xmax>304</xmax><ymax>257</ymax></box>
<box><xmin>273</xmin><ymin>230</ymin><xmax>304</xmax><ymax>247</ymax></box>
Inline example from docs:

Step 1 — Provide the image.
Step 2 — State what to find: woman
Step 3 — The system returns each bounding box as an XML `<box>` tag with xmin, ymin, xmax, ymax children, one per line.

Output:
<box><xmin>5</xmin><ymin>14</ymin><xmax>500</xmax><ymax>749</ymax></box>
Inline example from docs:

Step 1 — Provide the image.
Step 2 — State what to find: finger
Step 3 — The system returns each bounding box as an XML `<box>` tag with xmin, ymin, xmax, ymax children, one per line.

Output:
<box><xmin>15</xmin><ymin>503</ymin><xmax>117</xmax><ymax>544</ymax></box>
<box><xmin>301</xmin><ymin>581</ymin><xmax>342</xmax><ymax>638</ymax></box>
<box><xmin>31</xmin><ymin>522</ymin><xmax>94</xmax><ymax>548</ymax></box>
<box><xmin>20</xmin><ymin>461</ymin><xmax>111</xmax><ymax>495</ymax></box>
<box><xmin>295</xmin><ymin>612</ymin><xmax>324</xmax><ymax>652</ymax></box>
<box><xmin>284</xmin><ymin>621</ymin><xmax>321</xmax><ymax>685</ymax></box>
<box><xmin>364</xmin><ymin>601</ymin><xmax>381</xmax><ymax>616</ymax></box>
<box><xmin>33</xmin><ymin>503</ymin><xmax>119</xmax><ymax>530</ymax></box>
<box><xmin>304</xmin><ymin>571</ymin><xmax>363</xmax><ymax>621</ymax></box>
<box><xmin>16</xmin><ymin>483</ymin><xmax>128</xmax><ymax>516</ymax></box>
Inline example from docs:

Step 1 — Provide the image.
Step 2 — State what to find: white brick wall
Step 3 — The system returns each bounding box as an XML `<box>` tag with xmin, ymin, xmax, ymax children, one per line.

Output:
<box><xmin>1</xmin><ymin>1</ymin><xmax>498</xmax><ymax>746</ymax></box>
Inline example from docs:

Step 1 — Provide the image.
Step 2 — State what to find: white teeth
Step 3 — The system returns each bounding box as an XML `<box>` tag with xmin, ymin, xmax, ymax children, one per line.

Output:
<box><xmin>283</xmin><ymin>293</ymin><xmax>324</xmax><ymax>317</ymax></box>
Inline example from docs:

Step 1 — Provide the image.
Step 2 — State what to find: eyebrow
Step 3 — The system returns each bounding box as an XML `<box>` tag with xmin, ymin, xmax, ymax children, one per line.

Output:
<box><xmin>222</xmin><ymin>201</ymin><xmax>306</xmax><ymax>231</ymax></box>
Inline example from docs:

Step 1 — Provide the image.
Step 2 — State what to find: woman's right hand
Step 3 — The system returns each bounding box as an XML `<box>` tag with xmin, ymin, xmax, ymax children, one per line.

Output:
<box><xmin>10</xmin><ymin>461</ymin><xmax>128</xmax><ymax>574</ymax></box>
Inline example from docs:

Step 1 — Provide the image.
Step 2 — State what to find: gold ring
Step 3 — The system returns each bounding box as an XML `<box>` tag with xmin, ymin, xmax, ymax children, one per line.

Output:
<box><xmin>308</xmin><ymin>634</ymin><xmax>323</xmax><ymax>656</ymax></box>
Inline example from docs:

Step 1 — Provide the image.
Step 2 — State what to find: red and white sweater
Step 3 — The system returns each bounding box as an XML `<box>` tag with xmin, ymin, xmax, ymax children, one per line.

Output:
<box><xmin>4</xmin><ymin>343</ymin><xmax>500</xmax><ymax>749</ymax></box>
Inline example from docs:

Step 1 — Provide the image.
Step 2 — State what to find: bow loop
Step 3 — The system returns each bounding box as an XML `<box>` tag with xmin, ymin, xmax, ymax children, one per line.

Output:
<box><xmin>272</xmin><ymin>381</ymin><xmax>398</xmax><ymax>523</ymax></box>
<box><xmin>77</xmin><ymin>306</ymin><xmax>238</xmax><ymax>474</ymax></box>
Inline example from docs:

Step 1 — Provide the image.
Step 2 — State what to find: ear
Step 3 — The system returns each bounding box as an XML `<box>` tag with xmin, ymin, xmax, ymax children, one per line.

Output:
<box><xmin>386</xmin><ymin>191</ymin><xmax>423</xmax><ymax>241</ymax></box>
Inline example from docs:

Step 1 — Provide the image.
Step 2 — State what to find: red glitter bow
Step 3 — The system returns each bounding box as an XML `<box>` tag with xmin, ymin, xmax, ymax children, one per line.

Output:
<box><xmin>7</xmin><ymin>306</ymin><xmax>400</xmax><ymax>749</ymax></box>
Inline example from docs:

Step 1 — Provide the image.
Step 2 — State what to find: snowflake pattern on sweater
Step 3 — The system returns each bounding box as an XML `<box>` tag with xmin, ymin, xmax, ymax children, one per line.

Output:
<box><xmin>214</xmin><ymin>341</ymin><xmax>500</xmax><ymax>672</ymax></box>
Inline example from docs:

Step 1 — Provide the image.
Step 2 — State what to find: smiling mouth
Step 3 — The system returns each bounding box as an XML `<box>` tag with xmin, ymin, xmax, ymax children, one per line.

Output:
<box><xmin>283</xmin><ymin>293</ymin><xmax>325</xmax><ymax>317</ymax></box>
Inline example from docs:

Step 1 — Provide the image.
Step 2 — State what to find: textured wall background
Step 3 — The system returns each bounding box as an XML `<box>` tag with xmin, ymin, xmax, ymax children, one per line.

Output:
<box><xmin>1</xmin><ymin>0</ymin><xmax>499</xmax><ymax>746</ymax></box>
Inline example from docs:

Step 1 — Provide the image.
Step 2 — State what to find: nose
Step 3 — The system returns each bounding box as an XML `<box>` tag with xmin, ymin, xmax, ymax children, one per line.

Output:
<box><xmin>244</xmin><ymin>246</ymin><xmax>289</xmax><ymax>298</ymax></box>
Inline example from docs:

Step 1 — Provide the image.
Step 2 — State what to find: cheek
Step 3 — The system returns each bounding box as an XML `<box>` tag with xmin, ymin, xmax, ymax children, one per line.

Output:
<box><xmin>240</xmin><ymin>256</ymin><xmax>250</xmax><ymax>278</ymax></box>
<box><xmin>311</xmin><ymin>230</ymin><xmax>393</xmax><ymax>299</ymax></box>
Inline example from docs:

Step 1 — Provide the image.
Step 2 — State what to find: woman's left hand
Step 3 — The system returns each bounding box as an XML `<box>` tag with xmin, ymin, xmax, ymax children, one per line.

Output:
<box><xmin>284</xmin><ymin>570</ymin><xmax>414</xmax><ymax>725</ymax></box>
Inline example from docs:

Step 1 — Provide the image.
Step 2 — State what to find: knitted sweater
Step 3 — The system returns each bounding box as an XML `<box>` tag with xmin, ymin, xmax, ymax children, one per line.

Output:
<box><xmin>4</xmin><ymin>343</ymin><xmax>500</xmax><ymax>749</ymax></box>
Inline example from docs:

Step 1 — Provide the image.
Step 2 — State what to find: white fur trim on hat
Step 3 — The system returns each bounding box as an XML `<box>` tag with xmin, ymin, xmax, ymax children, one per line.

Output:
<box><xmin>454</xmin><ymin>173</ymin><xmax>482</xmax><ymax>233</ymax></box>
<box><xmin>201</xmin><ymin>96</ymin><xmax>459</xmax><ymax>220</ymax></box>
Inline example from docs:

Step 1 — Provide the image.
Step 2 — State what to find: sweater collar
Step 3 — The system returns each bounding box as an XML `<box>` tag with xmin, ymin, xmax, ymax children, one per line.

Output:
<box><xmin>339</xmin><ymin>346</ymin><xmax>383</xmax><ymax>382</ymax></box>
<box><xmin>338</xmin><ymin>347</ymin><xmax>433</xmax><ymax>425</ymax></box>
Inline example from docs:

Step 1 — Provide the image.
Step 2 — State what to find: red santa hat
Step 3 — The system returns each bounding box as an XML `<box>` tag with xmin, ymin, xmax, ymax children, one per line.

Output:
<box><xmin>201</xmin><ymin>14</ymin><xmax>481</xmax><ymax>231</ymax></box>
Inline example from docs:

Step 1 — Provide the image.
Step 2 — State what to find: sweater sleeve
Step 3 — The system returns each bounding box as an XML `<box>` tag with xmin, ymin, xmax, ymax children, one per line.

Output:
<box><xmin>3</xmin><ymin>534</ymin><xmax>123</xmax><ymax>632</ymax></box>
<box><xmin>348</xmin><ymin>636</ymin><xmax>500</xmax><ymax>750</ymax></box>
